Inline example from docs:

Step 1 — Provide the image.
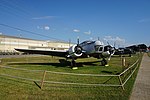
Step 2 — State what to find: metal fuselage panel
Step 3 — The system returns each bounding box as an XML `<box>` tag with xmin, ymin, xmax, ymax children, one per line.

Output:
<box><xmin>80</xmin><ymin>40</ymin><xmax>104</xmax><ymax>57</ymax></box>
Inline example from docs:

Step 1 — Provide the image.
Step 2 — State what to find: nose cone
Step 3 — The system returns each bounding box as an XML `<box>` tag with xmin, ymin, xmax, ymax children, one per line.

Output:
<box><xmin>94</xmin><ymin>41</ymin><xmax>104</xmax><ymax>45</ymax></box>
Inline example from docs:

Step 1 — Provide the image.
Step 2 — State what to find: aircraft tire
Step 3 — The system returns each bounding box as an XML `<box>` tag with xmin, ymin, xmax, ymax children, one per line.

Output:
<box><xmin>71</xmin><ymin>60</ymin><xmax>76</xmax><ymax>67</ymax></box>
<box><xmin>101</xmin><ymin>59</ymin><xmax>107</xmax><ymax>66</ymax></box>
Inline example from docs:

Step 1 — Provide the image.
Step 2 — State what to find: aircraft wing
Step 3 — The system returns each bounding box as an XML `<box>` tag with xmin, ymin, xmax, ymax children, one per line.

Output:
<box><xmin>15</xmin><ymin>48</ymin><xmax>68</xmax><ymax>57</ymax></box>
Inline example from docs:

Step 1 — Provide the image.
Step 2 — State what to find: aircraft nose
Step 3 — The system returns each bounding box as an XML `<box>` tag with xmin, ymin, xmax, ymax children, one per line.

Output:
<box><xmin>95</xmin><ymin>45</ymin><xmax>103</xmax><ymax>52</ymax></box>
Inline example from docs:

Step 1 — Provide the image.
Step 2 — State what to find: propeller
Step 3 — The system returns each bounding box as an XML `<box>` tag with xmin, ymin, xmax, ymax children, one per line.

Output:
<box><xmin>68</xmin><ymin>37</ymin><xmax>83</xmax><ymax>57</ymax></box>
<box><xmin>77</xmin><ymin>37</ymin><xmax>80</xmax><ymax>46</ymax></box>
<box><xmin>107</xmin><ymin>42</ymin><xmax>116</xmax><ymax>61</ymax></box>
<box><xmin>75</xmin><ymin>37</ymin><xmax>83</xmax><ymax>54</ymax></box>
<box><xmin>105</xmin><ymin>42</ymin><xmax>116</xmax><ymax>55</ymax></box>
<box><xmin>75</xmin><ymin>46</ymin><xmax>82</xmax><ymax>54</ymax></box>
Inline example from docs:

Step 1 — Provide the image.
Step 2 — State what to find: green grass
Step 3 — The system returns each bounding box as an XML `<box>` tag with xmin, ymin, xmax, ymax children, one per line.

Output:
<box><xmin>147</xmin><ymin>52</ymin><xmax>150</xmax><ymax>57</ymax></box>
<box><xmin>0</xmin><ymin>53</ymin><xmax>142</xmax><ymax>100</ymax></box>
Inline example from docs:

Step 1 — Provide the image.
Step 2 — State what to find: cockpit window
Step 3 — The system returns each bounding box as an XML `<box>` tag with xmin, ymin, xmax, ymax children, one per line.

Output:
<box><xmin>95</xmin><ymin>45</ymin><xmax>103</xmax><ymax>51</ymax></box>
<box><xmin>99</xmin><ymin>47</ymin><xmax>103</xmax><ymax>51</ymax></box>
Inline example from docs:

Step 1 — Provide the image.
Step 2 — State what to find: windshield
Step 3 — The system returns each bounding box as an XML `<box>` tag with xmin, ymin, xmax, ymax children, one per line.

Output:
<box><xmin>95</xmin><ymin>45</ymin><xmax>103</xmax><ymax>52</ymax></box>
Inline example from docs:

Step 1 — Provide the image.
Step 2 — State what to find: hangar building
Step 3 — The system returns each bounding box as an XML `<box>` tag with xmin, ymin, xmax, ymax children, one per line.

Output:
<box><xmin>0</xmin><ymin>35</ymin><xmax>72</xmax><ymax>54</ymax></box>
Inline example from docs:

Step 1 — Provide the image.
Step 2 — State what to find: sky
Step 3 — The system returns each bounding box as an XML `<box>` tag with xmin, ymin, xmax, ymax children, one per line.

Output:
<box><xmin>0</xmin><ymin>0</ymin><xmax>150</xmax><ymax>47</ymax></box>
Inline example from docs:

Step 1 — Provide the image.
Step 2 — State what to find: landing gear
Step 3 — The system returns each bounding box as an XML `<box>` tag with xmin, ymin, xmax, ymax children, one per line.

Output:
<box><xmin>71</xmin><ymin>59</ymin><xmax>78</xmax><ymax>69</ymax></box>
<box><xmin>71</xmin><ymin>59</ymin><xmax>76</xmax><ymax>67</ymax></box>
<box><xmin>101</xmin><ymin>58</ymin><xmax>108</xmax><ymax>66</ymax></box>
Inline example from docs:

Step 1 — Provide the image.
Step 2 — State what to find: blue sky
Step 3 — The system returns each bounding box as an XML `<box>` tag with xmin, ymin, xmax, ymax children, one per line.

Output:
<box><xmin>0</xmin><ymin>0</ymin><xmax>150</xmax><ymax>47</ymax></box>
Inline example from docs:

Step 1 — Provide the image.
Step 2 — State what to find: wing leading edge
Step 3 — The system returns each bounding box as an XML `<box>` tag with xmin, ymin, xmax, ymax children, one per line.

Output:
<box><xmin>15</xmin><ymin>48</ymin><xmax>68</xmax><ymax>57</ymax></box>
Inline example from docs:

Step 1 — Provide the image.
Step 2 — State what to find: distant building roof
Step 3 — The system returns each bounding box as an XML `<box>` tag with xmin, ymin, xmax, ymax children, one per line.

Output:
<box><xmin>0</xmin><ymin>34</ymin><xmax>71</xmax><ymax>44</ymax></box>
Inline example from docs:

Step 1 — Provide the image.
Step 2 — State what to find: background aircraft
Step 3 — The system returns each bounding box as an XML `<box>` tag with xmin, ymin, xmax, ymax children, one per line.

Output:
<box><xmin>114</xmin><ymin>43</ymin><xmax>148</xmax><ymax>57</ymax></box>
<box><xmin>15</xmin><ymin>39</ymin><xmax>115</xmax><ymax>67</ymax></box>
<box><xmin>114</xmin><ymin>48</ymin><xmax>135</xmax><ymax>57</ymax></box>
<box><xmin>126</xmin><ymin>44</ymin><xmax>147</xmax><ymax>52</ymax></box>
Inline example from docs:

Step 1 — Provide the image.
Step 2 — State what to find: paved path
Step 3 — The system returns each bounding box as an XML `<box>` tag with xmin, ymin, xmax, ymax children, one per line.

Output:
<box><xmin>130</xmin><ymin>53</ymin><xmax>150</xmax><ymax>100</ymax></box>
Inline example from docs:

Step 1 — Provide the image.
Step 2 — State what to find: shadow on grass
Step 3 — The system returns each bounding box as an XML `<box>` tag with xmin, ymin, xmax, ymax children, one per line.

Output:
<box><xmin>34</xmin><ymin>81</ymin><xmax>41</xmax><ymax>89</ymax></box>
<box><xmin>7</xmin><ymin>59</ymin><xmax>101</xmax><ymax>68</ymax></box>
<box><xmin>0</xmin><ymin>76</ymin><xmax>36</xmax><ymax>88</ymax></box>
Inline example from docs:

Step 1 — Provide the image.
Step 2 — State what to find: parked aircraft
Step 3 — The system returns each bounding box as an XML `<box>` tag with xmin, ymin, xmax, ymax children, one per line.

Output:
<box><xmin>114</xmin><ymin>48</ymin><xmax>135</xmax><ymax>57</ymax></box>
<box><xmin>126</xmin><ymin>44</ymin><xmax>147</xmax><ymax>52</ymax></box>
<box><xmin>15</xmin><ymin>39</ymin><xmax>115</xmax><ymax>67</ymax></box>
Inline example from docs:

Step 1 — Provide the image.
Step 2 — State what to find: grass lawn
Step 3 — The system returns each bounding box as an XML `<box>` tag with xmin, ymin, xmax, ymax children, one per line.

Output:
<box><xmin>0</xmin><ymin>53</ymin><xmax>142</xmax><ymax>100</ymax></box>
<box><xmin>147</xmin><ymin>52</ymin><xmax>150</xmax><ymax>57</ymax></box>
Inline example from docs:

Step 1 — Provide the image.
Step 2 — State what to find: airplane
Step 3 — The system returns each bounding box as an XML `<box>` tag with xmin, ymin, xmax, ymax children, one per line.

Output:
<box><xmin>15</xmin><ymin>39</ymin><xmax>115</xmax><ymax>67</ymax></box>
<box><xmin>114</xmin><ymin>47</ymin><xmax>135</xmax><ymax>57</ymax></box>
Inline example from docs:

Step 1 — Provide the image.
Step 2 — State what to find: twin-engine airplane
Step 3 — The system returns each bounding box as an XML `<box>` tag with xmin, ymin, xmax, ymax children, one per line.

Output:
<box><xmin>15</xmin><ymin>39</ymin><xmax>115</xmax><ymax>67</ymax></box>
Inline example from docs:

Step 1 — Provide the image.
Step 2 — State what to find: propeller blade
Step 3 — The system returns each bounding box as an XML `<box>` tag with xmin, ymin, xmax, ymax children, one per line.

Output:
<box><xmin>77</xmin><ymin>36</ymin><xmax>80</xmax><ymax>45</ymax></box>
<box><xmin>114</xmin><ymin>42</ymin><xmax>116</xmax><ymax>48</ymax></box>
<box><xmin>107</xmin><ymin>41</ymin><xmax>110</xmax><ymax>45</ymax></box>
<box><xmin>108</xmin><ymin>56</ymin><xmax>111</xmax><ymax>61</ymax></box>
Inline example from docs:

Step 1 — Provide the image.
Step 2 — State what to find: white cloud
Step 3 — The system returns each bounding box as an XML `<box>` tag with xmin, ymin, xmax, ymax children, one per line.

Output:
<box><xmin>90</xmin><ymin>37</ymin><xmax>93</xmax><ymax>40</ymax></box>
<box><xmin>37</xmin><ymin>25</ymin><xmax>50</xmax><ymax>31</ymax></box>
<box><xmin>44</xmin><ymin>26</ymin><xmax>50</xmax><ymax>30</ymax></box>
<box><xmin>103</xmin><ymin>36</ymin><xmax>125</xmax><ymax>46</ymax></box>
<box><xmin>32</xmin><ymin>16</ymin><xmax>56</xmax><ymax>20</ymax></box>
<box><xmin>73</xmin><ymin>29</ymin><xmax>80</xmax><ymax>33</ymax></box>
<box><xmin>84</xmin><ymin>30</ymin><xmax>91</xmax><ymax>35</ymax></box>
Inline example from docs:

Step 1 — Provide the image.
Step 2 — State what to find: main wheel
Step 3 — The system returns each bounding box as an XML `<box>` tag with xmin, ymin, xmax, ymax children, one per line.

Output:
<box><xmin>71</xmin><ymin>60</ymin><xmax>76</xmax><ymax>67</ymax></box>
<box><xmin>101</xmin><ymin>59</ymin><xmax>107</xmax><ymax>66</ymax></box>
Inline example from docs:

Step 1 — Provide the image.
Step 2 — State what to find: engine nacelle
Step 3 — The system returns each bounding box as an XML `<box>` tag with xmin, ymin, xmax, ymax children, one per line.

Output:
<box><xmin>102</xmin><ymin>51</ymin><xmax>110</xmax><ymax>57</ymax></box>
<box><xmin>68</xmin><ymin>44</ymin><xmax>83</xmax><ymax>58</ymax></box>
